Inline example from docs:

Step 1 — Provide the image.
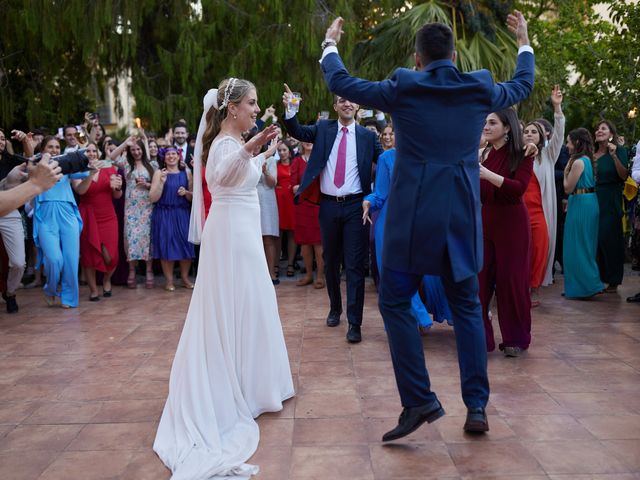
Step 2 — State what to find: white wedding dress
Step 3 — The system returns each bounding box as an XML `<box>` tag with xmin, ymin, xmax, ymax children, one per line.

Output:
<box><xmin>154</xmin><ymin>135</ymin><xmax>295</xmax><ymax>480</ymax></box>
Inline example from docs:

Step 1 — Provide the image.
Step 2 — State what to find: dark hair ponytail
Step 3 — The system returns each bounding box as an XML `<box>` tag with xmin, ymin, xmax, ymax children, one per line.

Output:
<box><xmin>568</xmin><ymin>127</ymin><xmax>596</xmax><ymax>179</ymax></box>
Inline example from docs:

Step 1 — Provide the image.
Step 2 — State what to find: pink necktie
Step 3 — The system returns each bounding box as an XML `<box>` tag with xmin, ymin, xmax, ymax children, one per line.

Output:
<box><xmin>334</xmin><ymin>127</ymin><xmax>348</xmax><ymax>188</ymax></box>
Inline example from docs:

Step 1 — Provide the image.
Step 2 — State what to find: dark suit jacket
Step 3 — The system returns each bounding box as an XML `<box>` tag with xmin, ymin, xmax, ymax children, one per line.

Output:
<box><xmin>283</xmin><ymin>115</ymin><xmax>383</xmax><ymax>204</ymax></box>
<box><xmin>321</xmin><ymin>50</ymin><xmax>535</xmax><ymax>281</ymax></box>
<box><xmin>174</xmin><ymin>144</ymin><xmax>195</xmax><ymax>170</ymax></box>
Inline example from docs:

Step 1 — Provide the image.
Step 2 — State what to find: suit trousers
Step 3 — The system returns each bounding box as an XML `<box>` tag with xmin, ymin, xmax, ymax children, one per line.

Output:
<box><xmin>0</xmin><ymin>214</ymin><xmax>26</xmax><ymax>294</ymax></box>
<box><xmin>379</xmin><ymin>264</ymin><xmax>489</xmax><ymax>409</ymax></box>
<box><xmin>319</xmin><ymin>197</ymin><xmax>367</xmax><ymax>325</ymax></box>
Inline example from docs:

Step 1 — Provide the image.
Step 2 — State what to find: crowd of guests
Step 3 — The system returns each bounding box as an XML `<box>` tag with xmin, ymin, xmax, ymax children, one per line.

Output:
<box><xmin>0</xmin><ymin>92</ymin><xmax>638</xmax><ymax>355</ymax></box>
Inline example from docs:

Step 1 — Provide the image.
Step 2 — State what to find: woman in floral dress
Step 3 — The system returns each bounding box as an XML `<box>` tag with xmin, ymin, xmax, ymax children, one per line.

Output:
<box><xmin>110</xmin><ymin>137</ymin><xmax>158</xmax><ymax>288</ymax></box>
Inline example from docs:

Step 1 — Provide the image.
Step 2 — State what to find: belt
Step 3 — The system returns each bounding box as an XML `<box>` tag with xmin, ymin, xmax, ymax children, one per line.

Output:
<box><xmin>321</xmin><ymin>193</ymin><xmax>364</xmax><ymax>203</ymax></box>
<box><xmin>573</xmin><ymin>188</ymin><xmax>595</xmax><ymax>195</ymax></box>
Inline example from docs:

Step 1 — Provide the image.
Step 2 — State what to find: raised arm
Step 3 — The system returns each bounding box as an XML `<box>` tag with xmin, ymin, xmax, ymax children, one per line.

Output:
<box><xmin>320</xmin><ymin>18</ymin><xmax>397</xmax><ymax>112</ymax></box>
<box><xmin>545</xmin><ymin>86</ymin><xmax>566</xmax><ymax>164</ymax></box>
<box><xmin>490</xmin><ymin>11</ymin><xmax>535</xmax><ymax>111</ymax></box>
<box><xmin>208</xmin><ymin>125</ymin><xmax>279</xmax><ymax>188</ymax></box>
<box><xmin>281</xmin><ymin>85</ymin><xmax>318</xmax><ymax>143</ymax></box>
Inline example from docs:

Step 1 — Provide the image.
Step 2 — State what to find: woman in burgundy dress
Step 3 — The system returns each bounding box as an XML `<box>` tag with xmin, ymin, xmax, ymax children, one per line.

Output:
<box><xmin>75</xmin><ymin>143</ymin><xmax>123</xmax><ymax>300</ymax></box>
<box><xmin>478</xmin><ymin>108</ymin><xmax>534</xmax><ymax>357</ymax></box>
<box><xmin>291</xmin><ymin>141</ymin><xmax>324</xmax><ymax>288</ymax></box>
<box><xmin>275</xmin><ymin>140</ymin><xmax>297</xmax><ymax>277</ymax></box>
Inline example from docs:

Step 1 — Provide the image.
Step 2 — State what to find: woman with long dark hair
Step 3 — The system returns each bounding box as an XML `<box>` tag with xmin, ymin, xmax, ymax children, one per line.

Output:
<box><xmin>110</xmin><ymin>137</ymin><xmax>158</xmax><ymax>288</ymax></box>
<box><xmin>563</xmin><ymin>128</ymin><xmax>603</xmax><ymax>298</ymax></box>
<box><xmin>593</xmin><ymin>120</ymin><xmax>628</xmax><ymax>292</ymax></box>
<box><xmin>478</xmin><ymin>108</ymin><xmax>534</xmax><ymax>357</ymax></box>
<box><xmin>154</xmin><ymin>80</ymin><xmax>293</xmax><ymax>478</ymax></box>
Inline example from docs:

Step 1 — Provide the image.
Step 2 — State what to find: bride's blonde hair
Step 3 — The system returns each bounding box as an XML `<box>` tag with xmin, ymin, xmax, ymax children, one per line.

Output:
<box><xmin>202</xmin><ymin>78</ymin><xmax>255</xmax><ymax>165</ymax></box>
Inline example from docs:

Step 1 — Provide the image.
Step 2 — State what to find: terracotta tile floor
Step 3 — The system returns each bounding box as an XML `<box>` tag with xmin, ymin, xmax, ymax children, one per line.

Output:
<box><xmin>0</xmin><ymin>272</ymin><xmax>639</xmax><ymax>479</ymax></box>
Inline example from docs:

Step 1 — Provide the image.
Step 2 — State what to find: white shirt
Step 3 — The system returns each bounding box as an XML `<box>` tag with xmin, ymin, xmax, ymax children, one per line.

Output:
<box><xmin>631</xmin><ymin>140</ymin><xmax>640</xmax><ymax>184</ymax></box>
<box><xmin>320</xmin><ymin>121</ymin><xmax>361</xmax><ymax>196</ymax></box>
<box><xmin>64</xmin><ymin>145</ymin><xmax>79</xmax><ymax>153</ymax></box>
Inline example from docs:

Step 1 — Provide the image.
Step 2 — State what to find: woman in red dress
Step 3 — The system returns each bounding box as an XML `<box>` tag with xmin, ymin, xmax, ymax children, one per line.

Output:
<box><xmin>75</xmin><ymin>143</ymin><xmax>123</xmax><ymax>300</ymax></box>
<box><xmin>522</xmin><ymin>121</ymin><xmax>548</xmax><ymax>306</ymax></box>
<box><xmin>275</xmin><ymin>140</ymin><xmax>297</xmax><ymax>277</ymax></box>
<box><xmin>478</xmin><ymin>108</ymin><xmax>534</xmax><ymax>357</ymax></box>
<box><xmin>291</xmin><ymin>141</ymin><xmax>324</xmax><ymax>288</ymax></box>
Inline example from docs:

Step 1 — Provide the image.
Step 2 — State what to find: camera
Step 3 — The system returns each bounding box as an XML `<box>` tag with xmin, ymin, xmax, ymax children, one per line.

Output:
<box><xmin>17</xmin><ymin>149</ymin><xmax>92</xmax><ymax>176</ymax></box>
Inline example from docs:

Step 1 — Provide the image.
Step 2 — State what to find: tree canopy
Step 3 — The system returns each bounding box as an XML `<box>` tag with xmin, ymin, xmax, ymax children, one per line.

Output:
<box><xmin>1</xmin><ymin>0</ymin><xmax>638</xmax><ymax>139</ymax></box>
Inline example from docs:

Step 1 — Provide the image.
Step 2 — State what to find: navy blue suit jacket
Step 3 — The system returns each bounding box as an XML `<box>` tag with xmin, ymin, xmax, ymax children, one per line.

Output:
<box><xmin>283</xmin><ymin>115</ymin><xmax>383</xmax><ymax>204</ymax></box>
<box><xmin>321</xmin><ymin>51</ymin><xmax>535</xmax><ymax>281</ymax></box>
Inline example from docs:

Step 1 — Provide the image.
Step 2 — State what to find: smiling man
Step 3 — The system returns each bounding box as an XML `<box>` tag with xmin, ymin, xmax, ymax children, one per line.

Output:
<box><xmin>283</xmin><ymin>87</ymin><xmax>383</xmax><ymax>344</ymax></box>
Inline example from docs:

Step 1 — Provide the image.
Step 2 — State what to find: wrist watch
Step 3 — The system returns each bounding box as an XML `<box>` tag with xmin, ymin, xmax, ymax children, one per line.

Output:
<box><xmin>321</xmin><ymin>39</ymin><xmax>337</xmax><ymax>49</ymax></box>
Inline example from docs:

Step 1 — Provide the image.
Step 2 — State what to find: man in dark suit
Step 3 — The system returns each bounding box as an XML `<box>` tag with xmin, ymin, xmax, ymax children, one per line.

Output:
<box><xmin>172</xmin><ymin>121</ymin><xmax>195</xmax><ymax>170</ymax></box>
<box><xmin>283</xmin><ymin>89</ymin><xmax>383</xmax><ymax>343</ymax></box>
<box><xmin>319</xmin><ymin>13</ymin><xmax>535</xmax><ymax>438</ymax></box>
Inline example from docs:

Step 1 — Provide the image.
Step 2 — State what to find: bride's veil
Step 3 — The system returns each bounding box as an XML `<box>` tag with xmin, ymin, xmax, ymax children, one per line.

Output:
<box><xmin>188</xmin><ymin>88</ymin><xmax>219</xmax><ymax>245</ymax></box>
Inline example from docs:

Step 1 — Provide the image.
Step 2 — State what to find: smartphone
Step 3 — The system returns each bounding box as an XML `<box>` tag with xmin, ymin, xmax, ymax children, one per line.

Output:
<box><xmin>97</xmin><ymin>160</ymin><xmax>113</xmax><ymax>169</ymax></box>
<box><xmin>57</xmin><ymin>127</ymin><xmax>64</xmax><ymax>139</ymax></box>
<box><xmin>360</xmin><ymin>110</ymin><xmax>374</xmax><ymax>119</ymax></box>
<box><xmin>319</xmin><ymin>111</ymin><xmax>330</xmax><ymax>120</ymax></box>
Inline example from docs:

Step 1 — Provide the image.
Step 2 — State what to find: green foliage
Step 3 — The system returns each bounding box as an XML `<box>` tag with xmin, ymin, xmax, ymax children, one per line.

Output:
<box><xmin>352</xmin><ymin>0</ymin><xmax>518</xmax><ymax>82</ymax></box>
<box><xmin>521</xmin><ymin>0</ymin><xmax>640</xmax><ymax>140</ymax></box>
<box><xmin>1</xmin><ymin>0</ymin><xmax>638</xmax><ymax>142</ymax></box>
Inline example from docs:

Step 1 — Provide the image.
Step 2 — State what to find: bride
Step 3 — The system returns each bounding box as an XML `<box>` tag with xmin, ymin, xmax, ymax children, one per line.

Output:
<box><xmin>154</xmin><ymin>78</ymin><xmax>295</xmax><ymax>479</ymax></box>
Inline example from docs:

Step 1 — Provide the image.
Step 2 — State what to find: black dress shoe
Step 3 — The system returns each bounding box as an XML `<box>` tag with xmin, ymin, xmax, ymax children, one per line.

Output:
<box><xmin>5</xmin><ymin>295</ymin><xmax>18</xmax><ymax>314</ymax></box>
<box><xmin>626</xmin><ymin>292</ymin><xmax>640</xmax><ymax>303</ymax></box>
<box><xmin>346</xmin><ymin>324</ymin><xmax>361</xmax><ymax>343</ymax></box>
<box><xmin>326</xmin><ymin>312</ymin><xmax>341</xmax><ymax>327</ymax></box>
<box><xmin>464</xmin><ymin>407</ymin><xmax>489</xmax><ymax>433</ymax></box>
<box><xmin>382</xmin><ymin>399</ymin><xmax>445</xmax><ymax>442</ymax></box>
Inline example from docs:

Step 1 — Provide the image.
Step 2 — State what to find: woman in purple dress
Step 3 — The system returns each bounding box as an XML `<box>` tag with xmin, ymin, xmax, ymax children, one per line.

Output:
<box><xmin>149</xmin><ymin>147</ymin><xmax>194</xmax><ymax>291</ymax></box>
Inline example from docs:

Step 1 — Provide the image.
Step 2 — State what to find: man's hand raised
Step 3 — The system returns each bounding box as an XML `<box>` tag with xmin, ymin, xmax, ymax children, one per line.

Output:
<box><xmin>506</xmin><ymin>11</ymin><xmax>529</xmax><ymax>47</ymax></box>
<box><xmin>325</xmin><ymin>17</ymin><xmax>345</xmax><ymax>45</ymax></box>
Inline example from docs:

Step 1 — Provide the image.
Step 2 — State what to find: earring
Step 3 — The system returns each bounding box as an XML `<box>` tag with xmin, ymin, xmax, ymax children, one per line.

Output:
<box><xmin>233</xmin><ymin>114</ymin><xmax>237</xmax><ymax>120</ymax></box>
<box><xmin>504</xmin><ymin>133</ymin><xmax>510</xmax><ymax>142</ymax></box>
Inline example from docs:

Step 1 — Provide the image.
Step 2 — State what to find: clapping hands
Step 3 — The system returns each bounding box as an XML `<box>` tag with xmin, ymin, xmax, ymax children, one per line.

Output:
<box><xmin>246</xmin><ymin>124</ymin><xmax>279</xmax><ymax>154</ymax></box>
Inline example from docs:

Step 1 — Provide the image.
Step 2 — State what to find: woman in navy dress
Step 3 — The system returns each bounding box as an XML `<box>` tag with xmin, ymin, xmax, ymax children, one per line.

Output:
<box><xmin>150</xmin><ymin>147</ymin><xmax>194</xmax><ymax>291</ymax></box>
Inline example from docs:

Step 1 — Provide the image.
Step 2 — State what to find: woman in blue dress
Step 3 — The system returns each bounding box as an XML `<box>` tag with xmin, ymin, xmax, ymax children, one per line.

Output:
<box><xmin>149</xmin><ymin>147</ymin><xmax>194</xmax><ymax>291</ymax></box>
<box><xmin>363</xmin><ymin>147</ymin><xmax>452</xmax><ymax>331</ymax></box>
<box><xmin>562</xmin><ymin>128</ymin><xmax>604</xmax><ymax>298</ymax></box>
<box><xmin>33</xmin><ymin>136</ymin><xmax>93</xmax><ymax>308</ymax></box>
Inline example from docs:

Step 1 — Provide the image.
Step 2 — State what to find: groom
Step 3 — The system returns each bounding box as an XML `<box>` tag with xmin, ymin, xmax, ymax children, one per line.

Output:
<box><xmin>319</xmin><ymin>13</ymin><xmax>535</xmax><ymax>438</ymax></box>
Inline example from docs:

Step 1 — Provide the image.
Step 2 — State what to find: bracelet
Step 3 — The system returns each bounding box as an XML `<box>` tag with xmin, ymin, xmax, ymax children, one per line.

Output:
<box><xmin>321</xmin><ymin>39</ymin><xmax>337</xmax><ymax>49</ymax></box>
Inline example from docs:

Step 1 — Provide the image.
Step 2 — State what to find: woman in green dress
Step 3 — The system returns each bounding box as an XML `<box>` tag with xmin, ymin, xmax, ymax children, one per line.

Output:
<box><xmin>593</xmin><ymin>120</ymin><xmax>628</xmax><ymax>292</ymax></box>
<box><xmin>563</xmin><ymin>128</ymin><xmax>603</xmax><ymax>298</ymax></box>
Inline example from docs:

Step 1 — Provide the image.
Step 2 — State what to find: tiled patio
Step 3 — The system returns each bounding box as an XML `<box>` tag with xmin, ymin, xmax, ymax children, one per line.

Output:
<box><xmin>0</xmin><ymin>272</ymin><xmax>639</xmax><ymax>479</ymax></box>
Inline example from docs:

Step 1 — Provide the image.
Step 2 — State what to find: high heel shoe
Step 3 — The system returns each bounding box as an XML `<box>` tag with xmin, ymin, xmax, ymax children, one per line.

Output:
<box><xmin>127</xmin><ymin>275</ymin><xmax>136</xmax><ymax>289</ymax></box>
<box><xmin>145</xmin><ymin>275</ymin><xmax>155</xmax><ymax>289</ymax></box>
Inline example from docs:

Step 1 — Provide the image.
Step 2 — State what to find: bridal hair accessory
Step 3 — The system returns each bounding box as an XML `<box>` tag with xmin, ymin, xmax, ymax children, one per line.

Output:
<box><xmin>189</xmin><ymin>88</ymin><xmax>220</xmax><ymax>245</ymax></box>
<box><xmin>203</xmin><ymin>88</ymin><xmax>219</xmax><ymax>112</ymax></box>
<box><xmin>221</xmin><ymin>78</ymin><xmax>237</xmax><ymax>110</ymax></box>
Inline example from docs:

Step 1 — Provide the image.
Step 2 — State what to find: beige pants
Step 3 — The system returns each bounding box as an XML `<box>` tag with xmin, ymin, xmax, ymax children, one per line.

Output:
<box><xmin>0</xmin><ymin>213</ymin><xmax>26</xmax><ymax>294</ymax></box>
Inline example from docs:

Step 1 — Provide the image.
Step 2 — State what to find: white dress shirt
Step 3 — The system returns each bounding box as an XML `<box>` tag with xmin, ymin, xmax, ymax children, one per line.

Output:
<box><xmin>631</xmin><ymin>140</ymin><xmax>640</xmax><ymax>184</ymax></box>
<box><xmin>320</xmin><ymin>121</ymin><xmax>361</xmax><ymax>196</ymax></box>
